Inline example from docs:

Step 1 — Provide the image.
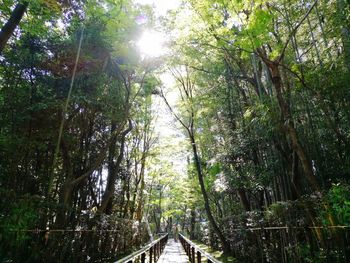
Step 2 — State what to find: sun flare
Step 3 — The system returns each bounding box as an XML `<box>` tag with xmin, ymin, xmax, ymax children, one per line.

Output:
<box><xmin>137</xmin><ymin>30</ymin><xmax>167</xmax><ymax>57</ymax></box>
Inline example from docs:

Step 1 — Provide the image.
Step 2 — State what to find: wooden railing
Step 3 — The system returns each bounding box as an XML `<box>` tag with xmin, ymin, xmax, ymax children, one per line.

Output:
<box><xmin>179</xmin><ymin>234</ymin><xmax>221</xmax><ymax>263</ymax></box>
<box><xmin>115</xmin><ymin>234</ymin><xmax>168</xmax><ymax>263</ymax></box>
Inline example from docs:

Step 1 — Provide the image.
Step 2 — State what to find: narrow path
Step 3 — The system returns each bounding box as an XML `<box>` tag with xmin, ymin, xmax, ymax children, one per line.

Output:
<box><xmin>158</xmin><ymin>238</ymin><xmax>188</xmax><ymax>263</ymax></box>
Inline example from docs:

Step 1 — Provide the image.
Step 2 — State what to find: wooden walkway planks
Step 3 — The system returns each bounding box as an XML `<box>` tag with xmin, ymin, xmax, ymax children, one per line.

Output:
<box><xmin>158</xmin><ymin>238</ymin><xmax>188</xmax><ymax>263</ymax></box>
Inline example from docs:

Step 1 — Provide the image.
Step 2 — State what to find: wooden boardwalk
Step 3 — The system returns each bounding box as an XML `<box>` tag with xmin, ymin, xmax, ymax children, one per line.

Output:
<box><xmin>158</xmin><ymin>238</ymin><xmax>188</xmax><ymax>263</ymax></box>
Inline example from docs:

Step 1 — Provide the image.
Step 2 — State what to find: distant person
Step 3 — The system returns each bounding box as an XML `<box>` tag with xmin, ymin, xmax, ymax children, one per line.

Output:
<box><xmin>172</xmin><ymin>224</ymin><xmax>179</xmax><ymax>242</ymax></box>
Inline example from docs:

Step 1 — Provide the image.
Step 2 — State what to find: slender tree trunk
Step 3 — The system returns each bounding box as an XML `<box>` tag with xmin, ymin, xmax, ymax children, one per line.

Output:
<box><xmin>307</xmin><ymin>16</ymin><xmax>323</xmax><ymax>67</ymax></box>
<box><xmin>105</xmin><ymin>121</ymin><xmax>117</xmax><ymax>213</ymax></box>
<box><xmin>337</xmin><ymin>0</ymin><xmax>350</xmax><ymax>71</ymax></box>
<box><xmin>190</xmin><ymin>209</ymin><xmax>196</xmax><ymax>239</ymax></box>
<box><xmin>135</xmin><ymin>158</ymin><xmax>146</xmax><ymax>221</ymax></box>
<box><xmin>291</xmin><ymin>151</ymin><xmax>301</xmax><ymax>199</ymax></box>
<box><xmin>0</xmin><ymin>2</ymin><xmax>28</xmax><ymax>53</ymax></box>
<box><xmin>56</xmin><ymin>140</ymin><xmax>74</xmax><ymax>228</ymax></box>
<box><xmin>189</xmin><ymin>133</ymin><xmax>231</xmax><ymax>253</ymax></box>
<box><xmin>157</xmin><ymin>189</ymin><xmax>163</xmax><ymax>233</ymax></box>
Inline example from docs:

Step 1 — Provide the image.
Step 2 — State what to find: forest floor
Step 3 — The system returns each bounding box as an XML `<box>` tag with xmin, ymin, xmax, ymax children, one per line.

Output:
<box><xmin>191</xmin><ymin>240</ymin><xmax>236</xmax><ymax>263</ymax></box>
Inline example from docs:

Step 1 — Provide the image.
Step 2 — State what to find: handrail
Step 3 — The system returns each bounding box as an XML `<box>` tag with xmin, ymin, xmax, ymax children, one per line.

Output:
<box><xmin>115</xmin><ymin>234</ymin><xmax>168</xmax><ymax>263</ymax></box>
<box><xmin>179</xmin><ymin>234</ymin><xmax>222</xmax><ymax>263</ymax></box>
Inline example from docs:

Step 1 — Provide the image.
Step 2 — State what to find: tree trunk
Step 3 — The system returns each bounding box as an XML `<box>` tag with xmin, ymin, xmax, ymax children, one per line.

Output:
<box><xmin>237</xmin><ymin>188</ymin><xmax>251</xmax><ymax>211</ymax></box>
<box><xmin>105</xmin><ymin>121</ymin><xmax>118</xmax><ymax>214</ymax></box>
<box><xmin>99</xmin><ymin>120</ymin><xmax>132</xmax><ymax>214</ymax></box>
<box><xmin>267</xmin><ymin>61</ymin><xmax>320</xmax><ymax>192</ymax></box>
<box><xmin>291</xmin><ymin>150</ymin><xmax>301</xmax><ymax>199</ymax></box>
<box><xmin>189</xmin><ymin>134</ymin><xmax>231</xmax><ymax>253</ymax></box>
<box><xmin>55</xmin><ymin>140</ymin><xmax>74</xmax><ymax>228</ymax></box>
<box><xmin>0</xmin><ymin>2</ymin><xmax>28</xmax><ymax>53</ymax></box>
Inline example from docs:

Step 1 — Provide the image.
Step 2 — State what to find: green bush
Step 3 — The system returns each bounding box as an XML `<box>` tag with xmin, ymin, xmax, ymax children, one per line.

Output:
<box><xmin>0</xmin><ymin>192</ymin><xmax>41</xmax><ymax>261</ymax></box>
<box><xmin>324</xmin><ymin>183</ymin><xmax>350</xmax><ymax>225</ymax></box>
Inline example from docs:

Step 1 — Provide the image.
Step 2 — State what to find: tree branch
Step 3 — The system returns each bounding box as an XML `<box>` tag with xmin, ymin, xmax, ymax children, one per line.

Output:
<box><xmin>70</xmin><ymin>119</ymin><xmax>132</xmax><ymax>186</ymax></box>
<box><xmin>160</xmin><ymin>88</ymin><xmax>191</xmax><ymax>134</ymax></box>
<box><xmin>278</xmin><ymin>0</ymin><xmax>318</xmax><ymax>63</ymax></box>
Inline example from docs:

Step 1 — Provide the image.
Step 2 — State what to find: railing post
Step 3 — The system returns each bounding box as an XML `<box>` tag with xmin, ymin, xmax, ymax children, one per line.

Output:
<box><xmin>115</xmin><ymin>234</ymin><xmax>169</xmax><ymax>263</ymax></box>
<box><xmin>191</xmin><ymin>246</ymin><xmax>195</xmax><ymax>263</ymax></box>
<box><xmin>157</xmin><ymin>242</ymin><xmax>160</xmax><ymax>258</ymax></box>
<box><xmin>154</xmin><ymin>244</ymin><xmax>157</xmax><ymax>262</ymax></box>
<box><xmin>154</xmin><ymin>243</ymin><xmax>157</xmax><ymax>260</ymax></box>
<box><xmin>149</xmin><ymin>246</ymin><xmax>153</xmax><ymax>263</ymax></box>
<box><xmin>177</xmin><ymin>234</ymin><xmax>219</xmax><ymax>263</ymax></box>
<box><xmin>141</xmin><ymin>252</ymin><xmax>146</xmax><ymax>263</ymax></box>
<box><xmin>154</xmin><ymin>244</ymin><xmax>157</xmax><ymax>261</ymax></box>
<box><xmin>158</xmin><ymin>241</ymin><xmax>161</xmax><ymax>257</ymax></box>
<box><xmin>197</xmin><ymin>251</ymin><xmax>201</xmax><ymax>263</ymax></box>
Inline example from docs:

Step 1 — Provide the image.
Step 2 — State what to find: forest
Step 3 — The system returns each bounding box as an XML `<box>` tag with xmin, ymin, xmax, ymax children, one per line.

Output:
<box><xmin>0</xmin><ymin>0</ymin><xmax>350</xmax><ymax>262</ymax></box>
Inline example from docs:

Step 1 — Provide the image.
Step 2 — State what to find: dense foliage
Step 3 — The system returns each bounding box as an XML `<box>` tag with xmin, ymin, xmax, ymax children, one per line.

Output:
<box><xmin>0</xmin><ymin>0</ymin><xmax>157</xmax><ymax>261</ymax></box>
<box><xmin>163</xmin><ymin>0</ymin><xmax>350</xmax><ymax>262</ymax></box>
